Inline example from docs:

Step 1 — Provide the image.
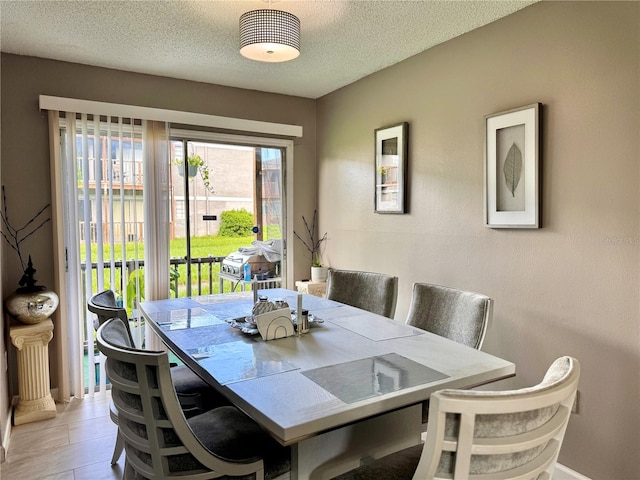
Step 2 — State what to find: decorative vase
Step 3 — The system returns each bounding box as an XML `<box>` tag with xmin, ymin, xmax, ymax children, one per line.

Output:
<box><xmin>4</xmin><ymin>256</ymin><xmax>60</xmax><ymax>325</ymax></box>
<box><xmin>311</xmin><ymin>266</ymin><xmax>328</xmax><ymax>283</ymax></box>
<box><xmin>5</xmin><ymin>289</ymin><xmax>59</xmax><ymax>325</ymax></box>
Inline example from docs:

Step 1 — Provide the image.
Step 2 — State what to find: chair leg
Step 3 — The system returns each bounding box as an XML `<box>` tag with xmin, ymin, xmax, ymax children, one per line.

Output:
<box><xmin>111</xmin><ymin>430</ymin><xmax>124</xmax><ymax>465</ymax></box>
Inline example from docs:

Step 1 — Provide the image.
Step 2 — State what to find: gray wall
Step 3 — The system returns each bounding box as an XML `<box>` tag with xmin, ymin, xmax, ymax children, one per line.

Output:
<box><xmin>316</xmin><ymin>2</ymin><xmax>639</xmax><ymax>478</ymax></box>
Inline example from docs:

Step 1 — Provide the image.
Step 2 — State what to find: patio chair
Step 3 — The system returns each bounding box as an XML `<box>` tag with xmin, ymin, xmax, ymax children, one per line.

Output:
<box><xmin>97</xmin><ymin>317</ymin><xmax>290</xmax><ymax>479</ymax></box>
<box><xmin>332</xmin><ymin>356</ymin><xmax>580</xmax><ymax>480</ymax></box>
<box><xmin>326</xmin><ymin>268</ymin><xmax>399</xmax><ymax>318</ymax></box>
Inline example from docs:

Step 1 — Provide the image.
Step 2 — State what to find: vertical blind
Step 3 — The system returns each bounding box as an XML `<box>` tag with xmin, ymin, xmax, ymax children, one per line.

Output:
<box><xmin>54</xmin><ymin>113</ymin><xmax>169</xmax><ymax>397</ymax></box>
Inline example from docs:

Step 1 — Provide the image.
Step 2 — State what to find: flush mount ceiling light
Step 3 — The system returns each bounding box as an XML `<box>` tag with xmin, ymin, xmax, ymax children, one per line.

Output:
<box><xmin>239</xmin><ymin>5</ymin><xmax>300</xmax><ymax>63</ymax></box>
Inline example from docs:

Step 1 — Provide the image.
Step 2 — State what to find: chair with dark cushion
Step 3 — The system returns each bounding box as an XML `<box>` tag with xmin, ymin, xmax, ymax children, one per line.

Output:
<box><xmin>333</xmin><ymin>356</ymin><xmax>580</xmax><ymax>480</ymax></box>
<box><xmin>405</xmin><ymin>283</ymin><xmax>492</xmax><ymax>350</ymax></box>
<box><xmin>97</xmin><ymin>317</ymin><xmax>291</xmax><ymax>480</ymax></box>
<box><xmin>88</xmin><ymin>290</ymin><xmax>230</xmax><ymax>464</ymax></box>
<box><xmin>325</xmin><ymin>268</ymin><xmax>399</xmax><ymax>318</ymax></box>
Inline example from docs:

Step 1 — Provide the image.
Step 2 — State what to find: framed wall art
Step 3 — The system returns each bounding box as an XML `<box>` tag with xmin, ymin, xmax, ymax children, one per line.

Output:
<box><xmin>375</xmin><ymin>122</ymin><xmax>408</xmax><ymax>213</ymax></box>
<box><xmin>485</xmin><ymin>103</ymin><xmax>540</xmax><ymax>228</ymax></box>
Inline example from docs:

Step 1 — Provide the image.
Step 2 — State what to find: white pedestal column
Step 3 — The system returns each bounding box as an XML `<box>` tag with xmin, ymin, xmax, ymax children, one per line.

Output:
<box><xmin>9</xmin><ymin>319</ymin><xmax>57</xmax><ymax>425</ymax></box>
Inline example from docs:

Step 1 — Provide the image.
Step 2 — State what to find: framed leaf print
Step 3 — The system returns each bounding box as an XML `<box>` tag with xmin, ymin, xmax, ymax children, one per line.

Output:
<box><xmin>485</xmin><ymin>103</ymin><xmax>540</xmax><ymax>228</ymax></box>
<box><xmin>375</xmin><ymin>122</ymin><xmax>408</xmax><ymax>213</ymax></box>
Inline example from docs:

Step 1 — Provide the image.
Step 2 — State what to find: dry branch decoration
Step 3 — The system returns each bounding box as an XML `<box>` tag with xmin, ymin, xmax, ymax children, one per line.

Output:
<box><xmin>503</xmin><ymin>143</ymin><xmax>523</xmax><ymax>197</ymax></box>
<box><xmin>294</xmin><ymin>209</ymin><xmax>327</xmax><ymax>267</ymax></box>
<box><xmin>1</xmin><ymin>185</ymin><xmax>51</xmax><ymax>288</ymax></box>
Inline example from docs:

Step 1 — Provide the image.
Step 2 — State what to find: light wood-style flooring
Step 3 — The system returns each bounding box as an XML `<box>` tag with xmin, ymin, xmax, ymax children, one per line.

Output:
<box><xmin>0</xmin><ymin>393</ymin><xmax>575</xmax><ymax>480</ymax></box>
<box><xmin>1</xmin><ymin>392</ymin><xmax>124</xmax><ymax>480</ymax></box>
<box><xmin>0</xmin><ymin>393</ymin><xmax>291</xmax><ymax>480</ymax></box>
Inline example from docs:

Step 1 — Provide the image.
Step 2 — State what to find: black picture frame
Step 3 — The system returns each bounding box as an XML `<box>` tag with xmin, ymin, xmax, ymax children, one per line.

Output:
<box><xmin>375</xmin><ymin>122</ymin><xmax>408</xmax><ymax>214</ymax></box>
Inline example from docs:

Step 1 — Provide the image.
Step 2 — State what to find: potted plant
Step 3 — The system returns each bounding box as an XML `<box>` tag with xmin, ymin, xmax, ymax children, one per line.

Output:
<box><xmin>294</xmin><ymin>209</ymin><xmax>328</xmax><ymax>282</ymax></box>
<box><xmin>174</xmin><ymin>154</ymin><xmax>214</xmax><ymax>193</ymax></box>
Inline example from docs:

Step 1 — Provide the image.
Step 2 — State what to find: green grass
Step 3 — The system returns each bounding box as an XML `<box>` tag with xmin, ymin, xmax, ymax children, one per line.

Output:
<box><xmin>170</xmin><ymin>234</ymin><xmax>255</xmax><ymax>258</ymax></box>
<box><xmin>81</xmin><ymin>234</ymin><xmax>255</xmax><ymax>299</ymax></box>
<box><xmin>82</xmin><ymin>234</ymin><xmax>254</xmax><ymax>261</ymax></box>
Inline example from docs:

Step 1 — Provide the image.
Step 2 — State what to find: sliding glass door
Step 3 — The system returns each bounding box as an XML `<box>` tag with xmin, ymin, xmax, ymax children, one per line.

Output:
<box><xmin>169</xmin><ymin>136</ymin><xmax>286</xmax><ymax>297</ymax></box>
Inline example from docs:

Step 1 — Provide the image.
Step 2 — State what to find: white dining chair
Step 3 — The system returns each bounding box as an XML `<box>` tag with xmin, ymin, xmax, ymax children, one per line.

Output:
<box><xmin>332</xmin><ymin>356</ymin><xmax>580</xmax><ymax>480</ymax></box>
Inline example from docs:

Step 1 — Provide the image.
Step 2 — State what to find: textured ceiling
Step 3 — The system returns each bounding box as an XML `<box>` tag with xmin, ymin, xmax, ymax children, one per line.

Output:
<box><xmin>0</xmin><ymin>0</ymin><xmax>537</xmax><ymax>99</ymax></box>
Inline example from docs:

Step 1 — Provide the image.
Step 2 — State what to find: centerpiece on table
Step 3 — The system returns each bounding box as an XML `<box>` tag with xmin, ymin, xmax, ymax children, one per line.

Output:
<box><xmin>1</xmin><ymin>186</ymin><xmax>58</xmax><ymax>324</ymax></box>
<box><xmin>294</xmin><ymin>209</ymin><xmax>328</xmax><ymax>282</ymax></box>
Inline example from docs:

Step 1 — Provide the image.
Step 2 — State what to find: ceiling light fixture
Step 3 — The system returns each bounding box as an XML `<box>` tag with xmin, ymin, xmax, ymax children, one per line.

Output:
<box><xmin>239</xmin><ymin>2</ymin><xmax>300</xmax><ymax>63</ymax></box>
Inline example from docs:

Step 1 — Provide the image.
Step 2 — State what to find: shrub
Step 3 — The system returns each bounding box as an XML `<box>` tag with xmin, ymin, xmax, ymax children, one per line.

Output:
<box><xmin>219</xmin><ymin>209</ymin><xmax>254</xmax><ymax>237</ymax></box>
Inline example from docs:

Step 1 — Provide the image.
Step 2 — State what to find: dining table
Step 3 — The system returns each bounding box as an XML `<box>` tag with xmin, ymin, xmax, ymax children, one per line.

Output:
<box><xmin>140</xmin><ymin>288</ymin><xmax>515</xmax><ymax>480</ymax></box>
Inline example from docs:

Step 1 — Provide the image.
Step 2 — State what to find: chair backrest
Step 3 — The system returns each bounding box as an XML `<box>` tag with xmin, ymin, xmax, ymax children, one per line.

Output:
<box><xmin>96</xmin><ymin>318</ymin><xmax>266</xmax><ymax>479</ymax></box>
<box><xmin>88</xmin><ymin>289</ymin><xmax>134</xmax><ymax>345</ymax></box>
<box><xmin>326</xmin><ymin>268</ymin><xmax>399</xmax><ymax>318</ymax></box>
<box><xmin>405</xmin><ymin>283</ymin><xmax>491</xmax><ymax>349</ymax></box>
<box><xmin>414</xmin><ymin>356</ymin><xmax>580</xmax><ymax>480</ymax></box>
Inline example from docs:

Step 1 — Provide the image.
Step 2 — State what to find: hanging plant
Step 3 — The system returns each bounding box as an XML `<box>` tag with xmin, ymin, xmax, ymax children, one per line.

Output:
<box><xmin>173</xmin><ymin>154</ymin><xmax>215</xmax><ymax>193</ymax></box>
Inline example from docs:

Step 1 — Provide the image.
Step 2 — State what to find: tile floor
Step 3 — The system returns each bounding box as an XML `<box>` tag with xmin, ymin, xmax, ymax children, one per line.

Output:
<box><xmin>1</xmin><ymin>393</ymin><xmax>292</xmax><ymax>480</ymax></box>
<box><xmin>0</xmin><ymin>393</ymin><xmax>575</xmax><ymax>479</ymax></box>
<box><xmin>1</xmin><ymin>392</ymin><xmax>124</xmax><ymax>479</ymax></box>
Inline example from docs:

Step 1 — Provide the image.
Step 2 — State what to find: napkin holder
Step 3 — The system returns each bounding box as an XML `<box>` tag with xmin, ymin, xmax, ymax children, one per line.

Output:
<box><xmin>255</xmin><ymin>308</ymin><xmax>295</xmax><ymax>341</ymax></box>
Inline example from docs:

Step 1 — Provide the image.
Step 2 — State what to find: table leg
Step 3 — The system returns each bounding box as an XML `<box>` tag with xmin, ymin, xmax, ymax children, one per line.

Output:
<box><xmin>290</xmin><ymin>404</ymin><xmax>421</xmax><ymax>480</ymax></box>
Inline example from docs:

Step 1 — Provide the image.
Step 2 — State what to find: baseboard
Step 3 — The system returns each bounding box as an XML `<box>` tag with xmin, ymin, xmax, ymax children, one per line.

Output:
<box><xmin>554</xmin><ymin>463</ymin><xmax>591</xmax><ymax>480</ymax></box>
<box><xmin>1</xmin><ymin>404</ymin><xmax>11</xmax><ymax>463</ymax></box>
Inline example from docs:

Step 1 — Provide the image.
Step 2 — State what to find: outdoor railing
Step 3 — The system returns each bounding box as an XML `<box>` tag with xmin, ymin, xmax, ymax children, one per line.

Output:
<box><xmin>80</xmin><ymin>255</ymin><xmax>227</xmax><ymax>298</ymax></box>
<box><xmin>180</xmin><ymin>256</ymin><xmax>226</xmax><ymax>296</ymax></box>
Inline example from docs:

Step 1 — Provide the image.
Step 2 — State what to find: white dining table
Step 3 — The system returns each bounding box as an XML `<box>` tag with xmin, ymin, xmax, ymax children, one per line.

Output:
<box><xmin>140</xmin><ymin>288</ymin><xmax>515</xmax><ymax>480</ymax></box>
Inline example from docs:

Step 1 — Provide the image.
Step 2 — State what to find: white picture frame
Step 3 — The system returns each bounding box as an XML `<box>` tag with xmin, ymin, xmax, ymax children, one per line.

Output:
<box><xmin>485</xmin><ymin>103</ymin><xmax>540</xmax><ymax>228</ymax></box>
